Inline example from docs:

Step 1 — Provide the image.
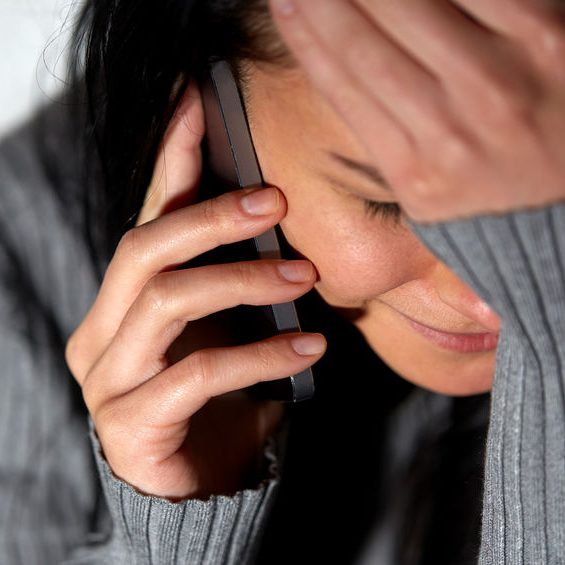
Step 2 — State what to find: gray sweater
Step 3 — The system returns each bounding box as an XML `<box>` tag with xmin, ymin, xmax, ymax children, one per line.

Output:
<box><xmin>1</xmin><ymin>100</ymin><xmax>563</xmax><ymax>564</ymax></box>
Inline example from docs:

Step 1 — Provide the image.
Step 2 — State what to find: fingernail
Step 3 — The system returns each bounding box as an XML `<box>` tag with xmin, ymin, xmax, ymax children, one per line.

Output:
<box><xmin>271</xmin><ymin>0</ymin><xmax>295</xmax><ymax>16</ymax></box>
<box><xmin>278</xmin><ymin>261</ymin><xmax>315</xmax><ymax>283</ymax></box>
<box><xmin>241</xmin><ymin>187</ymin><xmax>280</xmax><ymax>216</ymax></box>
<box><xmin>292</xmin><ymin>334</ymin><xmax>326</xmax><ymax>356</ymax></box>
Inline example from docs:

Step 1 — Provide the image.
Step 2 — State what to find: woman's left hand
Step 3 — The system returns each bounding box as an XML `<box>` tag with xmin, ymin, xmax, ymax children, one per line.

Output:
<box><xmin>270</xmin><ymin>0</ymin><xmax>565</xmax><ymax>223</ymax></box>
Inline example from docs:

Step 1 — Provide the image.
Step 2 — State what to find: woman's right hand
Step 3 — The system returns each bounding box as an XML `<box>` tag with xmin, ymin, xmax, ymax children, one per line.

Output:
<box><xmin>65</xmin><ymin>84</ymin><xmax>326</xmax><ymax>501</ymax></box>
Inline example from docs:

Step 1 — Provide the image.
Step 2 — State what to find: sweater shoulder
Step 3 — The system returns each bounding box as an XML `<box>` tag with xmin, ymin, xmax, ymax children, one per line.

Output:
<box><xmin>0</xmin><ymin>95</ymin><xmax>100</xmax><ymax>338</ymax></box>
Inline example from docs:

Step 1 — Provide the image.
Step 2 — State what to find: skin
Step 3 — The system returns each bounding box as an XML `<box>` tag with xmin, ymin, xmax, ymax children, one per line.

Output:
<box><xmin>244</xmin><ymin>63</ymin><xmax>501</xmax><ymax>396</ymax></box>
<box><xmin>66</xmin><ymin>0</ymin><xmax>565</xmax><ymax>501</ymax></box>
<box><xmin>270</xmin><ymin>0</ymin><xmax>565</xmax><ymax>221</ymax></box>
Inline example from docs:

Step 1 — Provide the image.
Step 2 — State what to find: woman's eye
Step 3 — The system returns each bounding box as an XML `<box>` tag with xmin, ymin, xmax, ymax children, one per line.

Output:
<box><xmin>364</xmin><ymin>199</ymin><xmax>402</xmax><ymax>223</ymax></box>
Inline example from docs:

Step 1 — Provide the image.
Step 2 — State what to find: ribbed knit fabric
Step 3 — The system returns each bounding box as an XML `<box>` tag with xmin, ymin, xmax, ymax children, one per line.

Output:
<box><xmin>82</xmin><ymin>419</ymin><xmax>280</xmax><ymax>564</ymax></box>
<box><xmin>410</xmin><ymin>205</ymin><xmax>565</xmax><ymax>564</ymax></box>
<box><xmin>0</xmin><ymin>109</ymin><xmax>103</xmax><ymax>565</ymax></box>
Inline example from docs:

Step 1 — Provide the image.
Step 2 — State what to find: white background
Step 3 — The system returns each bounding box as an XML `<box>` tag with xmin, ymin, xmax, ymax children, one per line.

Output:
<box><xmin>0</xmin><ymin>0</ymin><xmax>76</xmax><ymax>137</ymax></box>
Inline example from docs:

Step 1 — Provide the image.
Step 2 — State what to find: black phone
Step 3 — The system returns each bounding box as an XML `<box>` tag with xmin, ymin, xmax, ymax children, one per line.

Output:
<box><xmin>198</xmin><ymin>60</ymin><xmax>315</xmax><ymax>403</ymax></box>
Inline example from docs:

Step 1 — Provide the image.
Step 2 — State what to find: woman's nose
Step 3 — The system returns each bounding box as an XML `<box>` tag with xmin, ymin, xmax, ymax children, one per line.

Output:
<box><xmin>431</xmin><ymin>260</ymin><xmax>501</xmax><ymax>333</ymax></box>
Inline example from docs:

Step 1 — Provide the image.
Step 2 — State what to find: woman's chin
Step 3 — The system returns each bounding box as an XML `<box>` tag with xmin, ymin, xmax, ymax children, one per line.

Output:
<box><xmin>355</xmin><ymin>309</ymin><xmax>497</xmax><ymax>397</ymax></box>
<box><xmin>399</xmin><ymin>355</ymin><xmax>495</xmax><ymax>396</ymax></box>
<box><xmin>378</xmin><ymin>339</ymin><xmax>496</xmax><ymax>396</ymax></box>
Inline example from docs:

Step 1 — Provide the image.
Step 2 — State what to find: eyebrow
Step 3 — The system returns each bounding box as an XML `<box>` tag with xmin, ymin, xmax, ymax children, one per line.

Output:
<box><xmin>327</xmin><ymin>151</ymin><xmax>392</xmax><ymax>192</ymax></box>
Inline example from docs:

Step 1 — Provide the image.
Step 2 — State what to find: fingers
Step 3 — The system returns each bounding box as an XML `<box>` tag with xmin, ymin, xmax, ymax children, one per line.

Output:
<box><xmin>84</xmin><ymin>258</ymin><xmax>317</xmax><ymax>395</ymax></box>
<box><xmin>269</xmin><ymin>0</ymin><xmax>414</xmax><ymax>179</ymax></box>
<box><xmin>68</xmin><ymin>186</ymin><xmax>287</xmax><ymax>382</ymax></box>
<box><xmin>85</xmin><ymin>331</ymin><xmax>325</xmax><ymax>497</ymax></box>
<box><xmin>291</xmin><ymin>0</ymin><xmax>442</xmax><ymax>135</ymax></box>
<box><xmin>271</xmin><ymin>0</ymin><xmax>544</xmax><ymax>156</ymax></box>
<box><xmin>453</xmin><ymin>0</ymin><xmax>565</xmax><ymax>82</ymax></box>
<box><xmin>137</xmin><ymin>81</ymin><xmax>205</xmax><ymax>226</ymax></box>
<box><xmin>271</xmin><ymin>0</ymin><xmax>447</xmax><ymax>140</ymax></box>
<box><xmin>103</xmin><ymin>187</ymin><xmax>285</xmax><ymax>323</ymax></box>
<box><xmin>451</xmin><ymin>0</ymin><xmax>565</xmax><ymax>45</ymax></box>
<box><xmin>354</xmin><ymin>0</ymin><xmax>497</xmax><ymax>80</ymax></box>
<box><xmin>363</xmin><ymin>0</ymin><xmax>539</xmax><ymax>122</ymax></box>
<box><xmin>89</xmin><ymin>332</ymin><xmax>327</xmax><ymax>433</ymax></box>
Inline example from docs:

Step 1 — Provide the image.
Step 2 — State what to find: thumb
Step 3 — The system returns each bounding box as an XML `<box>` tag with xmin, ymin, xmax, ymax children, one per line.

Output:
<box><xmin>137</xmin><ymin>80</ymin><xmax>205</xmax><ymax>226</ymax></box>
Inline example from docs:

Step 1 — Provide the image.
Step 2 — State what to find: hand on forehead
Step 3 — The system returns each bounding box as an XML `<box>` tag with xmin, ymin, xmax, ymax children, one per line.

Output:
<box><xmin>270</xmin><ymin>0</ymin><xmax>565</xmax><ymax>223</ymax></box>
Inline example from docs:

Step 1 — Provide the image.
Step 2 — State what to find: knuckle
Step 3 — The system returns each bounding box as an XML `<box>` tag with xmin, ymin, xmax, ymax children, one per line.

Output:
<box><xmin>81</xmin><ymin>370</ymin><xmax>104</xmax><ymax>415</ymax></box>
<box><xmin>404</xmin><ymin>173</ymin><xmax>433</xmax><ymax>199</ymax></box>
<box><xmin>92</xmin><ymin>397</ymin><xmax>129</xmax><ymax>443</ymax></box>
<box><xmin>85</xmin><ymin>385</ymin><xmax>107</xmax><ymax>424</ymax></box>
<box><xmin>185</xmin><ymin>349</ymin><xmax>216</xmax><ymax>391</ymax></box>
<box><xmin>230</xmin><ymin>261</ymin><xmax>258</xmax><ymax>292</ymax></box>
<box><xmin>392</xmin><ymin>163</ymin><xmax>439</xmax><ymax>210</ymax></box>
<box><xmin>80</xmin><ymin>375</ymin><xmax>94</xmax><ymax>409</ymax></box>
<box><xmin>433</xmin><ymin>129</ymin><xmax>474</xmax><ymax>173</ymax></box>
<box><xmin>202</xmin><ymin>196</ymin><xmax>237</xmax><ymax>241</ymax></box>
<box><xmin>251</xmin><ymin>340</ymin><xmax>278</xmax><ymax>373</ymax></box>
<box><xmin>65</xmin><ymin>326</ymin><xmax>99</xmax><ymax>387</ymax></box>
<box><xmin>96</xmin><ymin>417</ymin><xmax>123</xmax><ymax>452</ymax></box>
<box><xmin>116</xmin><ymin>226</ymin><xmax>147</xmax><ymax>266</ymax></box>
<box><xmin>530</xmin><ymin>22</ymin><xmax>565</xmax><ymax>83</ymax></box>
<box><xmin>540</xmin><ymin>29</ymin><xmax>565</xmax><ymax>64</ymax></box>
<box><xmin>390</xmin><ymin>159</ymin><xmax>426</xmax><ymax>194</ymax></box>
<box><xmin>522</xmin><ymin>5</ymin><xmax>565</xmax><ymax>57</ymax></box>
<box><xmin>64</xmin><ymin>331</ymin><xmax>81</xmax><ymax>381</ymax></box>
<box><xmin>201</xmin><ymin>197</ymin><xmax>219</xmax><ymax>227</ymax></box>
<box><xmin>140</xmin><ymin>274</ymin><xmax>175</xmax><ymax>315</ymax></box>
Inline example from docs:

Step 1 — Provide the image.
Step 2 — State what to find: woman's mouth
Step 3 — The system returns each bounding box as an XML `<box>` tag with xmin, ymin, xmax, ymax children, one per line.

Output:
<box><xmin>398</xmin><ymin>312</ymin><xmax>499</xmax><ymax>353</ymax></box>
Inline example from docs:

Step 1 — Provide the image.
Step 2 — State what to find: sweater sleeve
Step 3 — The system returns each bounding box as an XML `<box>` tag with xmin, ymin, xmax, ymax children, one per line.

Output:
<box><xmin>0</xmin><ymin>248</ymin><xmax>280</xmax><ymax>565</ymax></box>
<box><xmin>67</xmin><ymin>419</ymin><xmax>282</xmax><ymax>565</ymax></box>
<box><xmin>409</xmin><ymin>202</ymin><xmax>565</xmax><ymax>565</ymax></box>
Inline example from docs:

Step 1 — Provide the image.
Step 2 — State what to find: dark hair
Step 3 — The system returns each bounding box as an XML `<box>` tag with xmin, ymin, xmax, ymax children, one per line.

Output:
<box><xmin>68</xmin><ymin>0</ymin><xmax>290</xmax><ymax>273</ymax></box>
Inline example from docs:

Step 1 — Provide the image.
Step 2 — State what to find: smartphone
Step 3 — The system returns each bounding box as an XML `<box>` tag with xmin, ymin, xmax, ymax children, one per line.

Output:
<box><xmin>198</xmin><ymin>60</ymin><xmax>315</xmax><ymax>403</ymax></box>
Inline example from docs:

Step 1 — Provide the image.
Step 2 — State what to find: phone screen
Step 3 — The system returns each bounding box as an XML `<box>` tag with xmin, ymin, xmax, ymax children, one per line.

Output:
<box><xmin>198</xmin><ymin>60</ymin><xmax>315</xmax><ymax>403</ymax></box>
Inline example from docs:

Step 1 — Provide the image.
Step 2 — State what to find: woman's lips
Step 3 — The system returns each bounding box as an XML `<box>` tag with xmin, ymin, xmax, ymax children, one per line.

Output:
<box><xmin>398</xmin><ymin>312</ymin><xmax>500</xmax><ymax>353</ymax></box>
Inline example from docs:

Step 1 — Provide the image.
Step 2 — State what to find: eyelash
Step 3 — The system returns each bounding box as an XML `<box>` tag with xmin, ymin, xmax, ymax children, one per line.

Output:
<box><xmin>363</xmin><ymin>199</ymin><xmax>402</xmax><ymax>223</ymax></box>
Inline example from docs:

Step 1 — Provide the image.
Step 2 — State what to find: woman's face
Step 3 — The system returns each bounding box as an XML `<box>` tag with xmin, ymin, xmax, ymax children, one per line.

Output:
<box><xmin>244</xmin><ymin>63</ymin><xmax>501</xmax><ymax>396</ymax></box>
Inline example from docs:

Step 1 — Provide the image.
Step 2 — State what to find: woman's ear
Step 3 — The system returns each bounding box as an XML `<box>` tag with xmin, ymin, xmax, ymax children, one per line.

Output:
<box><xmin>136</xmin><ymin>81</ymin><xmax>206</xmax><ymax>225</ymax></box>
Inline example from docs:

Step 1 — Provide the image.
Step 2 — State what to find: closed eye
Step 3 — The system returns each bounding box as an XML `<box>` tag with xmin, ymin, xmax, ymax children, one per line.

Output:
<box><xmin>364</xmin><ymin>199</ymin><xmax>402</xmax><ymax>223</ymax></box>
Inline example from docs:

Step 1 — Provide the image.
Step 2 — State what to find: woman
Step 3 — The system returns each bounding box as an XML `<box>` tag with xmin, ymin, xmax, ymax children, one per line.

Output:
<box><xmin>1</xmin><ymin>0</ymin><xmax>564</xmax><ymax>563</ymax></box>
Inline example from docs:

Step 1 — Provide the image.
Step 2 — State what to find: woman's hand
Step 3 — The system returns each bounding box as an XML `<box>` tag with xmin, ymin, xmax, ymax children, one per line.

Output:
<box><xmin>65</xmin><ymin>85</ymin><xmax>326</xmax><ymax>501</ymax></box>
<box><xmin>270</xmin><ymin>0</ymin><xmax>565</xmax><ymax>222</ymax></box>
